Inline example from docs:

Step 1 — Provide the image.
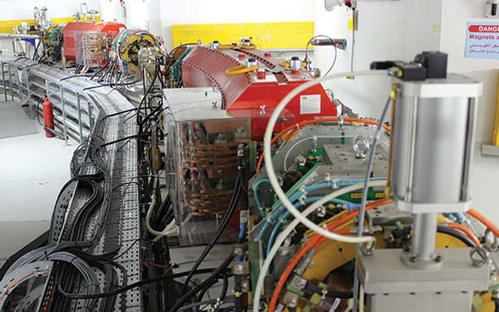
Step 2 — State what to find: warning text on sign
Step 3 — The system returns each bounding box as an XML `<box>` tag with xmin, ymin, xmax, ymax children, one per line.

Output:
<box><xmin>466</xmin><ymin>22</ymin><xmax>499</xmax><ymax>59</ymax></box>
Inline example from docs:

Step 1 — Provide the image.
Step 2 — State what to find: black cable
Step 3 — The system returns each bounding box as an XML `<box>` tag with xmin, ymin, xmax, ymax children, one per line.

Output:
<box><xmin>437</xmin><ymin>225</ymin><xmax>476</xmax><ymax>247</ymax></box>
<box><xmin>139</xmin><ymin>96</ymin><xmax>164</xmax><ymax>130</ymax></box>
<box><xmin>168</xmin><ymin>254</ymin><xmax>234</xmax><ymax>312</ymax></box>
<box><xmin>98</xmin><ymin>134</ymin><xmax>149</xmax><ymax>149</ymax></box>
<box><xmin>33</xmin><ymin>36</ymin><xmax>42</xmax><ymax>60</ymax></box>
<box><xmin>101</xmin><ymin>107</ymin><xmax>138</xmax><ymax>121</ymax></box>
<box><xmin>179</xmin><ymin>296</ymin><xmax>235</xmax><ymax>312</ymax></box>
<box><xmin>90</xmin><ymin>56</ymin><xmax>111</xmax><ymax>80</ymax></box>
<box><xmin>82</xmin><ymin>79</ymin><xmax>141</xmax><ymax>91</ymax></box>
<box><xmin>58</xmin><ymin>268</ymin><xmax>217</xmax><ymax>299</ymax></box>
<box><xmin>97</xmin><ymin>58</ymin><xmax>116</xmax><ymax>83</ymax></box>
<box><xmin>182</xmin><ymin>171</ymin><xmax>243</xmax><ymax>291</ymax></box>
<box><xmin>60</xmin><ymin>74</ymin><xmax>94</xmax><ymax>81</ymax></box>
<box><xmin>136</xmin><ymin>62</ymin><xmax>160</xmax><ymax>123</ymax></box>
<box><xmin>111</xmin><ymin>239</ymin><xmax>147</xmax><ymax>260</ymax></box>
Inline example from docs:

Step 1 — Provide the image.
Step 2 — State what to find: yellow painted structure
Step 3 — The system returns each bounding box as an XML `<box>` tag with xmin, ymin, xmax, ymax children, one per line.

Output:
<box><xmin>493</xmin><ymin>72</ymin><xmax>499</xmax><ymax>146</ymax></box>
<box><xmin>172</xmin><ymin>22</ymin><xmax>314</xmax><ymax>50</ymax></box>
<box><xmin>0</xmin><ymin>16</ymin><xmax>100</xmax><ymax>34</ymax></box>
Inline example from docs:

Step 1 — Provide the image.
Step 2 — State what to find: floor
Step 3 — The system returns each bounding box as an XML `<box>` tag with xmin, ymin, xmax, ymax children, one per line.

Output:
<box><xmin>0</xmin><ymin>101</ymin><xmax>76</xmax><ymax>265</ymax></box>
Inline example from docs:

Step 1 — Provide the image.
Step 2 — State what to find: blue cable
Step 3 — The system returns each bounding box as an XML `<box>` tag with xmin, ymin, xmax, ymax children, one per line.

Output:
<box><xmin>253</xmin><ymin>178</ymin><xmax>271</xmax><ymax>218</ymax></box>
<box><xmin>257</xmin><ymin>181</ymin><xmax>360</xmax><ymax>241</ymax></box>
<box><xmin>265</xmin><ymin>197</ymin><xmax>356</xmax><ymax>255</ymax></box>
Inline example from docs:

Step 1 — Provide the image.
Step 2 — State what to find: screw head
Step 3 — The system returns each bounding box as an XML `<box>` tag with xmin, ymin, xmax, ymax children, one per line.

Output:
<box><xmin>287</xmin><ymin>298</ymin><xmax>297</xmax><ymax>308</ymax></box>
<box><xmin>295</xmin><ymin>277</ymin><xmax>307</xmax><ymax>289</ymax></box>
<box><xmin>233</xmin><ymin>264</ymin><xmax>244</xmax><ymax>275</ymax></box>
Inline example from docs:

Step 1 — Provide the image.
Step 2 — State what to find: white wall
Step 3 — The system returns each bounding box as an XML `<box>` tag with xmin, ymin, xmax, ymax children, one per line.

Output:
<box><xmin>99</xmin><ymin>0</ymin><xmax>162</xmax><ymax>32</ymax></box>
<box><xmin>160</xmin><ymin>0</ymin><xmax>314</xmax><ymax>49</ymax></box>
<box><xmin>0</xmin><ymin>0</ymin><xmax>98</xmax><ymax>20</ymax></box>
<box><xmin>99</xmin><ymin>0</ymin><xmax>314</xmax><ymax>50</ymax></box>
<box><xmin>313</xmin><ymin>0</ymin><xmax>441</xmax><ymax>119</ymax></box>
<box><xmin>440</xmin><ymin>0</ymin><xmax>499</xmax><ymax>222</ymax></box>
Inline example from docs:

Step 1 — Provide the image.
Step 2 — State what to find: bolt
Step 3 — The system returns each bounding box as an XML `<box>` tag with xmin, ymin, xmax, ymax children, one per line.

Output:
<box><xmin>234</xmin><ymin>248</ymin><xmax>244</xmax><ymax>257</ymax></box>
<box><xmin>435</xmin><ymin>255</ymin><xmax>442</xmax><ymax>263</ymax></box>
<box><xmin>409</xmin><ymin>256</ymin><xmax>417</xmax><ymax>263</ymax></box>
<box><xmin>295</xmin><ymin>277</ymin><xmax>307</xmax><ymax>289</ymax></box>
<box><xmin>316</xmin><ymin>206</ymin><xmax>326</xmax><ymax>218</ymax></box>
<box><xmin>287</xmin><ymin>298</ymin><xmax>297</xmax><ymax>308</ymax></box>
<box><xmin>240</xmin><ymin>280</ymin><xmax>249</xmax><ymax>291</ymax></box>
<box><xmin>233</xmin><ymin>264</ymin><xmax>244</xmax><ymax>275</ymax></box>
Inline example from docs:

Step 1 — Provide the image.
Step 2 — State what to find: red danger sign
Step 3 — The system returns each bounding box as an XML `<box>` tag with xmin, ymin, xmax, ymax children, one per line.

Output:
<box><xmin>469</xmin><ymin>25</ymin><xmax>499</xmax><ymax>32</ymax></box>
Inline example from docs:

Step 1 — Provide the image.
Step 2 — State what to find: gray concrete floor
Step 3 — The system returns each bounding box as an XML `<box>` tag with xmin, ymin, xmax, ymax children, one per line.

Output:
<box><xmin>0</xmin><ymin>221</ymin><xmax>50</xmax><ymax>267</ymax></box>
<box><xmin>0</xmin><ymin>101</ymin><xmax>76</xmax><ymax>264</ymax></box>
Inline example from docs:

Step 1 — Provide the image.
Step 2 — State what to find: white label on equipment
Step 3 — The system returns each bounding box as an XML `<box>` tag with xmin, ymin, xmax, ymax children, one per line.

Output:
<box><xmin>300</xmin><ymin>94</ymin><xmax>321</xmax><ymax>114</ymax></box>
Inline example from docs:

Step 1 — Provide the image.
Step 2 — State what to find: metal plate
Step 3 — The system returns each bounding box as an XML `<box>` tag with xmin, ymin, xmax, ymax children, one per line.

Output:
<box><xmin>357</xmin><ymin>248</ymin><xmax>489</xmax><ymax>294</ymax></box>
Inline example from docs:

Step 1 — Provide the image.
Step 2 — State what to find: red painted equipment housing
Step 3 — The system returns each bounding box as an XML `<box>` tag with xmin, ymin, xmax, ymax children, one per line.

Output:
<box><xmin>181</xmin><ymin>46</ymin><xmax>337</xmax><ymax>138</ymax></box>
<box><xmin>62</xmin><ymin>22</ymin><xmax>126</xmax><ymax>61</ymax></box>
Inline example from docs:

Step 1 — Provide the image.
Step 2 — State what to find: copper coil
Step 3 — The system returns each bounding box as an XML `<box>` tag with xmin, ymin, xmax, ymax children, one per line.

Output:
<box><xmin>184</xmin><ymin>157</ymin><xmax>238</xmax><ymax>164</ymax></box>
<box><xmin>185</xmin><ymin>143</ymin><xmax>239</xmax><ymax>150</ymax></box>
<box><xmin>184</xmin><ymin>150</ymin><xmax>237</xmax><ymax>157</ymax></box>
<box><xmin>184</xmin><ymin>164</ymin><xmax>238</xmax><ymax>170</ymax></box>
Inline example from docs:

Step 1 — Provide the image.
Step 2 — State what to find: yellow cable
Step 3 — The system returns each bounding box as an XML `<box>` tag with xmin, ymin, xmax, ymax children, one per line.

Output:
<box><xmin>280</xmin><ymin>60</ymin><xmax>290</xmax><ymax>68</ymax></box>
<box><xmin>240</xmin><ymin>44</ymin><xmax>257</xmax><ymax>50</ymax></box>
<box><xmin>225</xmin><ymin>65</ymin><xmax>259</xmax><ymax>76</ymax></box>
<box><xmin>217</xmin><ymin>44</ymin><xmax>234</xmax><ymax>50</ymax></box>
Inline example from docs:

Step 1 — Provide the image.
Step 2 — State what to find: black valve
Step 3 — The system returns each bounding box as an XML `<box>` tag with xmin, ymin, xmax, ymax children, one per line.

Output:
<box><xmin>371</xmin><ymin>51</ymin><xmax>448</xmax><ymax>81</ymax></box>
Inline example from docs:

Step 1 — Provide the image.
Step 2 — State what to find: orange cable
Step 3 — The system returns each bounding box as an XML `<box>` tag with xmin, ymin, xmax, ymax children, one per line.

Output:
<box><xmin>467</xmin><ymin>209</ymin><xmax>499</xmax><ymax>237</ymax></box>
<box><xmin>268</xmin><ymin>199</ymin><xmax>392</xmax><ymax>312</ymax></box>
<box><xmin>447</xmin><ymin>223</ymin><xmax>482</xmax><ymax>247</ymax></box>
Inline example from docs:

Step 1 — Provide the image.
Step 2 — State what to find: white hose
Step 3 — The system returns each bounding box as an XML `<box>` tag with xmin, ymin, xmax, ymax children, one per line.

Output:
<box><xmin>263</xmin><ymin>70</ymin><xmax>385</xmax><ymax>244</ymax></box>
<box><xmin>146</xmin><ymin>177</ymin><xmax>177</xmax><ymax>239</ymax></box>
<box><xmin>252</xmin><ymin>180</ymin><xmax>387</xmax><ymax>312</ymax></box>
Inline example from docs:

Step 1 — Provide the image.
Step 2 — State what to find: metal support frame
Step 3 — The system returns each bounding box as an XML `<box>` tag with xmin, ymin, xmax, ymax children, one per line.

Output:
<box><xmin>410</xmin><ymin>213</ymin><xmax>437</xmax><ymax>262</ymax></box>
<box><xmin>2</xmin><ymin>62</ymin><xmax>6</xmax><ymax>101</ymax></box>
<box><xmin>25</xmin><ymin>67</ymin><xmax>31</xmax><ymax>107</ymax></box>
<box><xmin>0</xmin><ymin>55</ymin><xmax>142</xmax><ymax>312</ymax></box>
<box><xmin>76</xmin><ymin>92</ymin><xmax>83</xmax><ymax>142</ymax></box>
<box><xmin>404</xmin><ymin>97</ymin><xmax>418</xmax><ymax>203</ymax></box>
<box><xmin>59</xmin><ymin>85</ymin><xmax>69</xmax><ymax>145</ymax></box>
<box><xmin>8</xmin><ymin>62</ymin><xmax>13</xmax><ymax>101</ymax></box>
<box><xmin>88</xmin><ymin>101</ymin><xmax>93</xmax><ymax>130</ymax></box>
<box><xmin>461</xmin><ymin>97</ymin><xmax>478</xmax><ymax>201</ymax></box>
<box><xmin>357</xmin><ymin>248</ymin><xmax>489</xmax><ymax>312</ymax></box>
